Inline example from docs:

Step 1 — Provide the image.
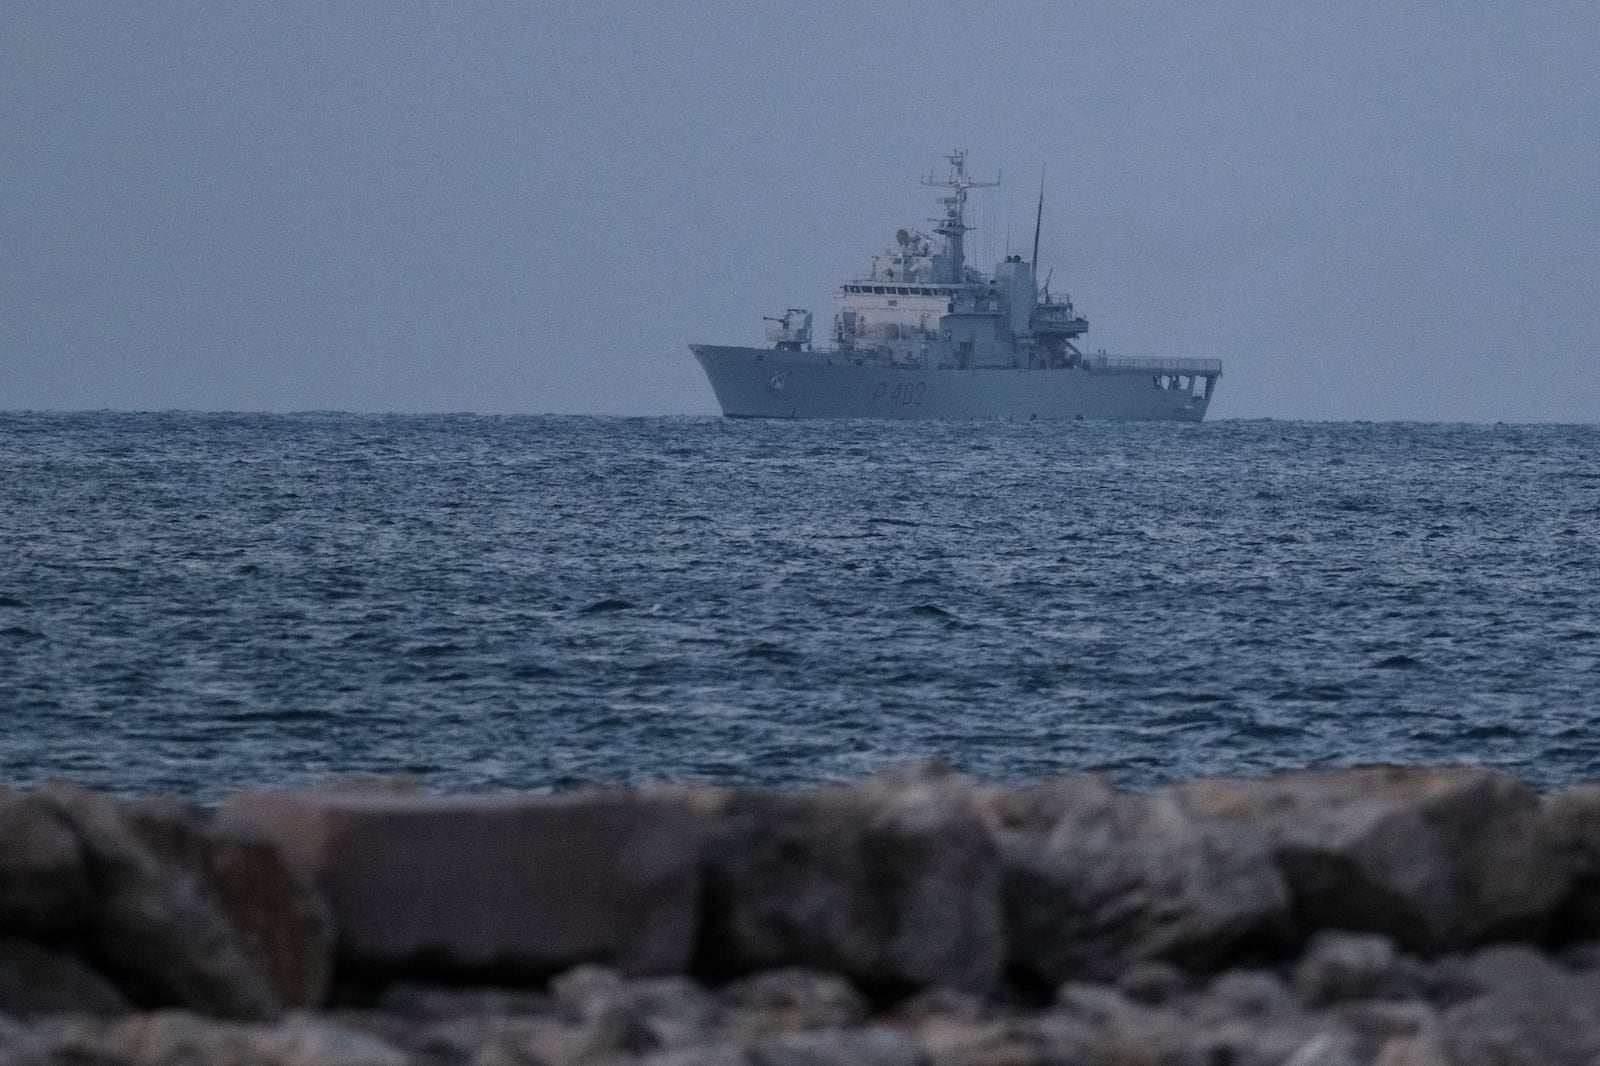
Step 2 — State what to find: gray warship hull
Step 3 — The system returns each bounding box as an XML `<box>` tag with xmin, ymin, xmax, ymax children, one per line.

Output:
<box><xmin>692</xmin><ymin>345</ymin><xmax>1217</xmax><ymax>422</ymax></box>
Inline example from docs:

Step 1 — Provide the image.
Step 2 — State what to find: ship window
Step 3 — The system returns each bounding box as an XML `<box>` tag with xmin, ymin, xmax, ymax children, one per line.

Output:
<box><xmin>887</xmin><ymin>299</ymin><xmax>897</xmax><ymax>307</ymax></box>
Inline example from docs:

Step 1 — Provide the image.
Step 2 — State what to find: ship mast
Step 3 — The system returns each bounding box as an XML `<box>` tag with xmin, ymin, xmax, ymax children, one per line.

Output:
<box><xmin>1031</xmin><ymin>165</ymin><xmax>1045</xmax><ymax>271</ymax></box>
<box><xmin>922</xmin><ymin>150</ymin><xmax>998</xmax><ymax>282</ymax></box>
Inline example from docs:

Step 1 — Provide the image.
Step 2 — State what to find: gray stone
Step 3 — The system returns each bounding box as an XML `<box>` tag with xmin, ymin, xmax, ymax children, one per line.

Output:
<box><xmin>721</xmin><ymin>968</ymin><xmax>870</xmax><ymax>1034</ymax></box>
<box><xmin>0</xmin><ymin>936</ymin><xmax>129</xmax><ymax>1016</ymax></box>
<box><xmin>1113</xmin><ymin>959</ymin><xmax>1189</xmax><ymax>1005</ymax></box>
<box><xmin>550</xmin><ymin>964</ymin><xmax>720</xmax><ymax>1050</ymax></box>
<box><xmin>374</xmin><ymin>980</ymin><xmax>552</xmax><ymax>1019</ymax></box>
<box><xmin>0</xmin><ymin>1015</ymin><xmax>48</xmax><ymax>1066</ymax></box>
<box><xmin>973</xmin><ymin>775</ymin><xmax>1110</xmax><ymax>834</ymax></box>
<box><xmin>220</xmin><ymin>785</ymin><xmax>707</xmax><ymax>978</ymax></box>
<box><xmin>0</xmin><ymin>788</ymin><xmax>92</xmax><ymax>937</ymax></box>
<box><xmin>1374</xmin><ymin>1027</ymin><xmax>1451</xmax><ymax>1066</ymax></box>
<box><xmin>1282</xmin><ymin>1033</ymin><xmax>1361</xmax><ymax>1066</ymax></box>
<box><xmin>889</xmin><ymin>986</ymin><xmax>991</xmax><ymax>1024</ymax></box>
<box><xmin>378</xmin><ymin>1012</ymin><xmax>603</xmax><ymax>1066</ymax></box>
<box><xmin>996</xmin><ymin>780</ymin><xmax>1292</xmax><ymax>983</ymax></box>
<box><xmin>34</xmin><ymin>784</ymin><xmax>281</xmax><ymax>1019</ymax></box>
<box><xmin>1410</xmin><ymin>946</ymin><xmax>1600</xmax><ymax>1064</ymax></box>
<box><xmin>1293</xmin><ymin>931</ymin><xmax>1419</xmax><ymax>1005</ymax></box>
<box><xmin>700</xmin><ymin>773</ymin><xmax>1003</xmax><ymax>993</ymax></box>
<box><xmin>751</xmin><ymin>1027</ymin><xmax>924</xmax><ymax>1066</ymax></box>
<box><xmin>206</xmin><ymin>829</ymin><xmax>335</xmax><ymax>1010</ymax></box>
<box><xmin>1539</xmin><ymin>783</ymin><xmax>1600</xmax><ymax>938</ymax></box>
<box><xmin>36</xmin><ymin>1011</ymin><xmax>410</xmax><ymax>1066</ymax></box>
<box><xmin>1053</xmin><ymin>980</ymin><xmax>1138</xmax><ymax>1023</ymax></box>
<box><xmin>1181</xmin><ymin>766</ymin><xmax>1567</xmax><ymax>953</ymax></box>
<box><xmin>1201</xmin><ymin>969</ymin><xmax>1295</xmax><ymax>1019</ymax></box>
<box><xmin>911</xmin><ymin>1016</ymin><xmax>1096</xmax><ymax>1066</ymax></box>
<box><xmin>1330</xmin><ymin>999</ymin><xmax>1436</xmax><ymax>1046</ymax></box>
<box><xmin>630</xmin><ymin>1046</ymin><xmax>751</xmax><ymax>1066</ymax></box>
<box><xmin>129</xmin><ymin>797</ymin><xmax>333</xmax><ymax>1009</ymax></box>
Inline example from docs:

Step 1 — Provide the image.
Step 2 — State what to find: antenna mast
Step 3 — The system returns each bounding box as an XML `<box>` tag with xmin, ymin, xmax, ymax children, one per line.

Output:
<box><xmin>1031</xmin><ymin>165</ymin><xmax>1045</xmax><ymax>271</ymax></box>
<box><xmin>922</xmin><ymin>150</ymin><xmax>999</xmax><ymax>281</ymax></box>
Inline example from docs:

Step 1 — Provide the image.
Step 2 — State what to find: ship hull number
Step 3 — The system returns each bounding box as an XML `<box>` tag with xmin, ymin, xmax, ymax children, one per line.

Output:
<box><xmin>870</xmin><ymin>381</ymin><xmax>926</xmax><ymax>406</ymax></box>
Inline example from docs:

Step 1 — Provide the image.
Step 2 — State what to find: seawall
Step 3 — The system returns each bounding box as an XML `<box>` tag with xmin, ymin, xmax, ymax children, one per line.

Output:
<box><xmin>5</xmin><ymin>764</ymin><xmax>1600</xmax><ymax>1063</ymax></box>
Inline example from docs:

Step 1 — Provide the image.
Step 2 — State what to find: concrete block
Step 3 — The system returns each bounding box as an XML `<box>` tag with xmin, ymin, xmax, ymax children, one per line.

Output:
<box><xmin>219</xmin><ymin>788</ymin><xmax>705</xmax><ymax>978</ymax></box>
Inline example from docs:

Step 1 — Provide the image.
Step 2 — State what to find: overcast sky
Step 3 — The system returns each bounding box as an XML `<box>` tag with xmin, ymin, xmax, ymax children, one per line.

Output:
<box><xmin>4</xmin><ymin>3</ymin><xmax>1597</xmax><ymax>421</ymax></box>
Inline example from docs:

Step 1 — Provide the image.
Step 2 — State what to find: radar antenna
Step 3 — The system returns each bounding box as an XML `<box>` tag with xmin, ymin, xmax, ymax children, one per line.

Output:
<box><xmin>921</xmin><ymin>150</ymin><xmax>998</xmax><ymax>279</ymax></box>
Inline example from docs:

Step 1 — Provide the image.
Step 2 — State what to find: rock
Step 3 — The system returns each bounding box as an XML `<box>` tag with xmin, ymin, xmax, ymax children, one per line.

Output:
<box><xmin>912</xmin><ymin>1016</ymin><xmax>1097</xmax><ymax>1066</ymax></box>
<box><xmin>1180</xmin><ymin>766</ymin><xmax>1567</xmax><ymax>953</ymax></box>
<box><xmin>1374</xmin><ymin>1027</ymin><xmax>1451</xmax><ymax>1066</ymax></box>
<box><xmin>1331</xmin><ymin>1000</ymin><xmax>1436</xmax><ymax>1062</ymax></box>
<box><xmin>0</xmin><ymin>788</ymin><xmax>93</xmax><ymax>936</ymax></box>
<box><xmin>373</xmin><ymin>1012</ymin><xmax>605</xmax><ymax>1066</ymax></box>
<box><xmin>720</xmin><ymin>968</ymin><xmax>870</xmax><ymax>1034</ymax></box>
<box><xmin>220</xmin><ymin>786</ymin><xmax>706</xmax><ymax>979</ymax></box>
<box><xmin>699</xmin><ymin>772</ymin><xmax>1003</xmax><ymax>994</ymax></box>
<box><xmin>1449</xmin><ymin>941</ymin><xmax>1569</xmax><ymax>993</ymax></box>
<box><xmin>974</xmin><ymin>775</ymin><xmax>1109</xmax><ymax>834</ymax></box>
<box><xmin>1052</xmin><ymin>977</ymin><xmax>1316</xmax><ymax>1066</ymax></box>
<box><xmin>128</xmin><ymin>797</ymin><xmax>334</xmax><ymax>1009</ymax></box>
<box><xmin>33</xmin><ymin>784</ymin><xmax>281</xmax><ymax>1019</ymax></box>
<box><xmin>995</xmin><ymin>779</ymin><xmax>1292</xmax><ymax>983</ymax></box>
<box><xmin>550</xmin><ymin>964</ymin><xmax>720</xmax><ymax>1051</ymax></box>
<box><xmin>374</xmin><ymin>980</ymin><xmax>552</xmax><ymax>1019</ymax></box>
<box><xmin>750</xmin><ymin>1026</ymin><xmax>924</xmax><ymax>1066</ymax></box>
<box><xmin>1556</xmin><ymin>939</ymin><xmax>1600</xmax><ymax>970</ymax></box>
<box><xmin>1113</xmin><ymin>960</ymin><xmax>1189</xmax><ymax>1005</ymax></box>
<box><xmin>36</xmin><ymin>1011</ymin><xmax>410</xmax><ymax>1066</ymax></box>
<box><xmin>207</xmin><ymin>829</ymin><xmax>335</xmax><ymax>1010</ymax></box>
<box><xmin>1292</xmin><ymin>931</ymin><xmax>1420</xmax><ymax>1006</ymax></box>
<box><xmin>0</xmin><ymin>1015</ymin><xmax>48</xmax><ymax>1066</ymax></box>
<box><xmin>1538</xmin><ymin>783</ymin><xmax>1600</xmax><ymax>939</ymax></box>
<box><xmin>629</xmin><ymin>1046</ymin><xmax>751</xmax><ymax>1066</ymax></box>
<box><xmin>1422</xmin><ymin>945</ymin><xmax>1600</xmax><ymax>1064</ymax></box>
<box><xmin>1283</xmin><ymin>1032</ymin><xmax>1361</xmax><ymax>1066</ymax></box>
<box><xmin>889</xmin><ymin>986</ymin><xmax>992</xmax><ymax>1024</ymax></box>
<box><xmin>1201</xmin><ymin>969</ymin><xmax>1295</xmax><ymax>1019</ymax></box>
<box><xmin>0</xmin><ymin>936</ymin><xmax>129</xmax><ymax>1017</ymax></box>
<box><xmin>1054</xmin><ymin>980</ymin><xmax>1139</xmax><ymax>1024</ymax></box>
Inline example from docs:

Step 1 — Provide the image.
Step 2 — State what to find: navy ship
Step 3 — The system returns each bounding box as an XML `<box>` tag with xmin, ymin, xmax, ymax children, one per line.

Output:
<box><xmin>691</xmin><ymin>152</ymin><xmax>1220</xmax><ymax>421</ymax></box>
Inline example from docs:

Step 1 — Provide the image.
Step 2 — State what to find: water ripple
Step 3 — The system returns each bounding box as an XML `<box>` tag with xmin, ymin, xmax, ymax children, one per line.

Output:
<box><xmin>1</xmin><ymin>413</ymin><xmax>1597</xmax><ymax>800</ymax></box>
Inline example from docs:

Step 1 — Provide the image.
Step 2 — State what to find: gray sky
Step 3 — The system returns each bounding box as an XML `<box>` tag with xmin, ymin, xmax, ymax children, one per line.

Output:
<box><xmin>4</xmin><ymin>2</ymin><xmax>1597</xmax><ymax>421</ymax></box>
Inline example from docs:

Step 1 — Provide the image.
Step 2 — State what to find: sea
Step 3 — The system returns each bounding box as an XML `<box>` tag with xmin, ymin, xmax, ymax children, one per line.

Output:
<box><xmin>1</xmin><ymin>413</ymin><xmax>1596</xmax><ymax>803</ymax></box>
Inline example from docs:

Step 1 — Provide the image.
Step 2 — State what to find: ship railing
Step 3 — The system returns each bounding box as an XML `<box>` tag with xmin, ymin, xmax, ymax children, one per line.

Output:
<box><xmin>1084</xmin><ymin>355</ymin><xmax>1222</xmax><ymax>375</ymax></box>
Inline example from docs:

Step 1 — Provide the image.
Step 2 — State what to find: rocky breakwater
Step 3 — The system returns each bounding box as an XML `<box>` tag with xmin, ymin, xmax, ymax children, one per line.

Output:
<box><xmin>5</xmin><ymin>766</ymin><xmax>1600</xmax><ymax>1063</ymax></box>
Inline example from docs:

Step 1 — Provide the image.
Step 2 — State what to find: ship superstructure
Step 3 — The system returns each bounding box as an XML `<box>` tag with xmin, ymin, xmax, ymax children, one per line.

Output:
<box><xmin>691</xmin><ymin>152</ymin><xmax>1221</xmax><ymax>421</ymax></box>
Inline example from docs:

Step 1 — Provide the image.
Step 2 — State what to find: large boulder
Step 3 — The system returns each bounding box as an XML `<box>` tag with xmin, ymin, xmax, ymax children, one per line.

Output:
<box><xmin>698</xmin><ymin>770</ymin><xmax>1004</xmax><ymax>994</ymax></box>
<box><xmin>988</xmin><ymin>775</ymin><xmax>1293</xmax><ymax>983</ymax></box>
<box><xmin>127</xmin><ymin>797</ymin><xmax>333</xmax><ymax>1009</ymax></box>
<box><xmin>219</xmin><ymin>786</ymin><xmax>707</xmax><ymax>979</ymax></box>
<box><xmin>1536</xmin><ymin>783</ymin><xmax>1600</xmax><ymax>940</ymax></box>
<box><xmin>0</xmin><ymin>787</ymin><xmax>94</xmax><ymax>936</ymax></box>
<box><xmin>33</xmin><ymin>785</ymin><xmax>282</xmax><ymax>1019</ymax></box>
<box><xmin>1179</xmin><ymin>766</ymin><xmax>1566</xmax><ymax>953</ymax></box>
<box><xmin>0</xmin><ymin>936</ymin><xmax>129</xmax><ymax>1017</ymax></box>
<box><xmin>1430</xmin><ymin>944</ymin><xmax>1600</xmax><ymax>1065</ymax></box>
